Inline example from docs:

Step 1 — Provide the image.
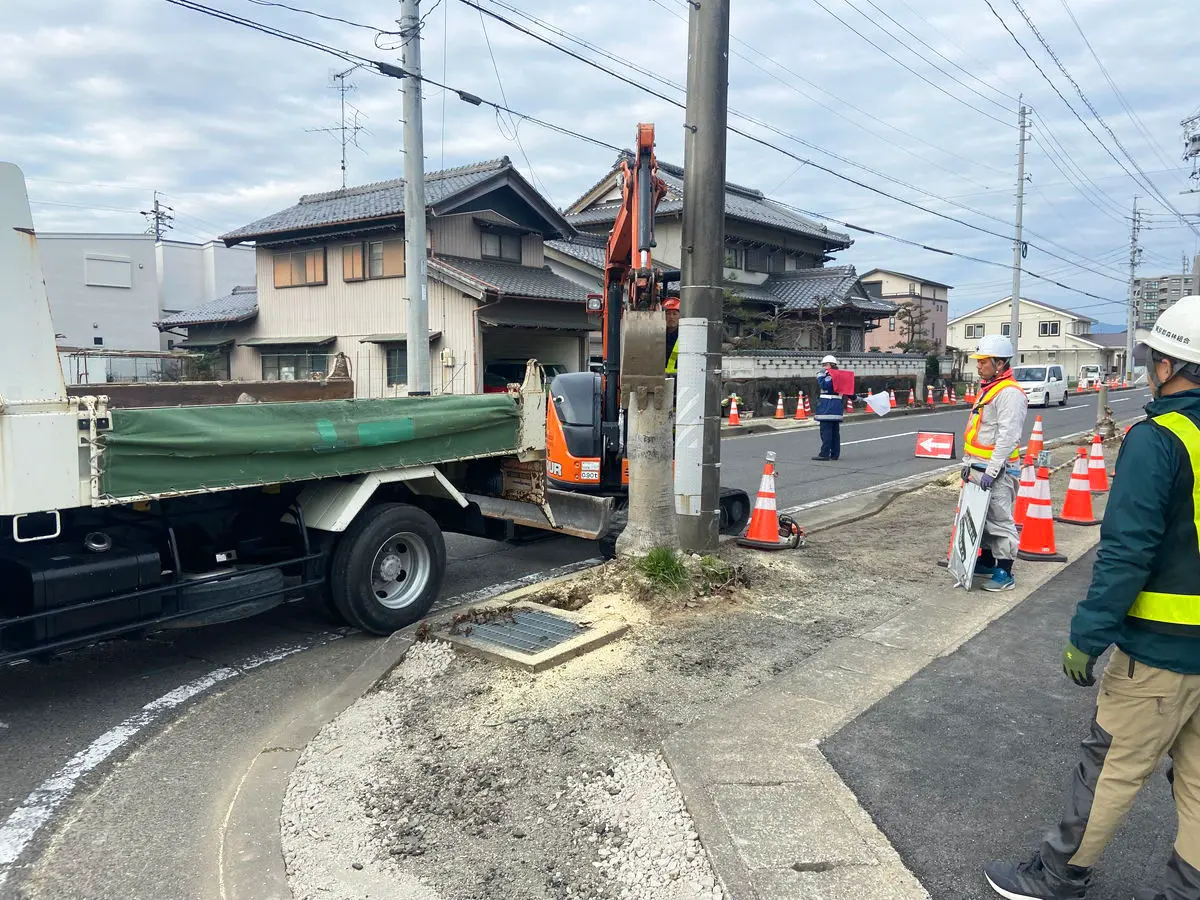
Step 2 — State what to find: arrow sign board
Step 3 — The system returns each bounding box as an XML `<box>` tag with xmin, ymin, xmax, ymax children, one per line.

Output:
<box><xmin>915</xmin><ymin>432</ymin><xmax>956</xmax><ymax>459</ymax></box>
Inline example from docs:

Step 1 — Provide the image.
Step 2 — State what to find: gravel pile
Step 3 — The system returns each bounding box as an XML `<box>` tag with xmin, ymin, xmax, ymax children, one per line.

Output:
<box><xmin>569</xmin><ymin>753</ymin><xmax>722</xmax><ymax>900</ymax></box>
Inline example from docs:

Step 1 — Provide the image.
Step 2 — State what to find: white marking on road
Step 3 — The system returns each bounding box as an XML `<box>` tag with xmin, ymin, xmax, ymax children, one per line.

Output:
<box><xmin>436</xmin><ymin>557</ymin><xmax>604</xmax><ymax>610</ymax></box>
<box><xmin>0</xmin><ymin>634</ymin><xmax>339</xmax><ymax>890</ymax></box>
<box><xmin>840</xmin><ymin>431</ymin><xmax>917</xmax><ymax>447</ymax></box>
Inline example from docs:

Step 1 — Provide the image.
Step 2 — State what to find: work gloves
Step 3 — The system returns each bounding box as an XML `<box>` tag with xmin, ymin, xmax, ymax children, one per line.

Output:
<box><xmin>979</xmin><ymin>473</ymin><xmax>996</xmax><ymax>491</ymax></box>
<box><xmin>1062</xmin><ymin>643</ymin><xmax>1098</xmax><ymax>687</ymax></box>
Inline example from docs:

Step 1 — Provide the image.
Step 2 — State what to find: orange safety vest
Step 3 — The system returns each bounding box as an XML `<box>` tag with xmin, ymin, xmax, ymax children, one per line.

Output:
<box><xmin>963</xmin><ymin>377</ymin><xmax>1023</xmax><ymax>462</ymax></box>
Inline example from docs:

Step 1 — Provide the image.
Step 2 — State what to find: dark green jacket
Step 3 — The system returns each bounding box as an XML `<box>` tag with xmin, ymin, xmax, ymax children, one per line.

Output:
<box><xmin>1070</xmin><ymin>388</ymin><xmax>1200</xmax><ymax>673</ymax></box>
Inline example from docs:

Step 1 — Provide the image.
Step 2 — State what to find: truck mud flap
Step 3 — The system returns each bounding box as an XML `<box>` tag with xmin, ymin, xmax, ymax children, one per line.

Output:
<box><xmin>462</xmin><ymin>490</ymin><xmax>613</xmax><ymax>541</ymax></box>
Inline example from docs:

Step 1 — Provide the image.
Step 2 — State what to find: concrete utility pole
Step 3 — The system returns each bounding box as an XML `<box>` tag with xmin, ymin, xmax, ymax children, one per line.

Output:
<box><xmin>400</xmin><ymin>0</ymin><xmax>431</xmax><ymax>395</ymax></box>
<box><xmin>675</xmin><ymin>0</ymin><xmax>730</xmax><ymax>553</ymax></box>
<box><xmin>1010</xmin><ymin>99</ymin><xmax>1027</xmax><ymax>360</ymax></box>
<box><xmin>1125</xmin><ymin>197</ymin><xmax>1142</xmax><ymax>381</ymax></box>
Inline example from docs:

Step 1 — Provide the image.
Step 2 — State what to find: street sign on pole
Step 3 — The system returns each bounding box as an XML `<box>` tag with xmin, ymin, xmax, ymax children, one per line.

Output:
<box><xmin>914</xmin><ymin>432</ymin><xmax>956</xmax><ymax>459</ymax></box>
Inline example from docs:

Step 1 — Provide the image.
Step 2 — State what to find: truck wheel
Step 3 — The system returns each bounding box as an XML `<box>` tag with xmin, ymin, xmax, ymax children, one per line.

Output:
<box><xmin>329</xmin><ymin>503</ymin><xmax>446</xmax><ymax>634</ymax></box>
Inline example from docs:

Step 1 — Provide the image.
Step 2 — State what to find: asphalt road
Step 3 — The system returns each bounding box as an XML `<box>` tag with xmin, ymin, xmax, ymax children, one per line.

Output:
<box><xmin>823</xmin><ymin>548</ymin><xmax>1173</xmax><ymax>900</ymax></box>
<box><xmin>0</xmin><ymin>388</ymin><xmax>1152</xmax><ymax>897</ymax></box>
<box><xmin>721</xmin><ymin>388</ymin><xmax>1152</xmax><ymax>512</ymax></box>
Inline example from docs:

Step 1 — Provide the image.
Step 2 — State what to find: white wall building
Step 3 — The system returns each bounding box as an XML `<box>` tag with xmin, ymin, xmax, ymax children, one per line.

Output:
<box><xmin>37</xmin><ymin>232</ymin><xmax>254</xmax><ymax>383</ymax></box>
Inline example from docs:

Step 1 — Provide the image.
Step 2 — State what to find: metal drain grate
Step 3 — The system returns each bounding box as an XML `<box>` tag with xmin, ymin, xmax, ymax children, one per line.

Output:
<box><xmin>465</xmin><ymin>608</ymin><xmax>587</xmax><ymax>655</ymax></box>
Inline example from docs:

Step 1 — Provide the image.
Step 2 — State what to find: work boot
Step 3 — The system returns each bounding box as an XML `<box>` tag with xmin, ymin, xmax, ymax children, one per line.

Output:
<box><xmin>984</xmin><ymin>853</ymin><xmax>1090</xmax><ymax>899</ymax></box>
<box><xmin>811</xmin><ymin>456</ymin><xmax>830</xmax><ymax>461</ymax></box>
<box><xmin>983</xmin><ymin>570</ymin><xmax>1017</xmax><ymax>592</ymax></box>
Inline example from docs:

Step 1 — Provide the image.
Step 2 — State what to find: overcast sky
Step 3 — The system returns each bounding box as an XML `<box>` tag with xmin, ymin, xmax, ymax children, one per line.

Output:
<box><xmin>5</xmin><ymin>0</ymin><xmax>1200</xmax><ymax>323</ymax></box>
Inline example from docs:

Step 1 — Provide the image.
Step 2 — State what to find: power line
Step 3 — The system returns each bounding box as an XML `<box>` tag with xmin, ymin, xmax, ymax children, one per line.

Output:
<box><xmin>240</xmin><ymin>0</ymin><xmax>399</xmax><ymax>34</ymax></box>
<box><xmin>1055</xmin><ymin>0</ymin><xmax>1180</xmax><ymax>178</ymax></box>
<box><xmin>809</xmin><ymin>0</ymin><xmax>1015</xmax><ymax>127</ymax></box>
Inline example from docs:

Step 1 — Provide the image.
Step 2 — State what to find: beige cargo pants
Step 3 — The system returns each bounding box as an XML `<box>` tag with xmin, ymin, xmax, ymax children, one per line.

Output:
<box><xmin>1040</xmin><ymin>647</ymin><xmax>1200</xmax><ymax>881</ymax></box>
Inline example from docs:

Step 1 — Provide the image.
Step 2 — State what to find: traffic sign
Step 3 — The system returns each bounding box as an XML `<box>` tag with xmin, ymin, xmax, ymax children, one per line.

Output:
<box><xmin>915</xmin><ymin>432</ymin><xmax>956</xmax><ymax>459</ymax></box>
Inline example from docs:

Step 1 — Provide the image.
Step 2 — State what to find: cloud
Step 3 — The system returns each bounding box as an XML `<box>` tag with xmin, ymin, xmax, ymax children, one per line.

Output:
<box><xmin>4</xmin><ymin>0</ymin><xmax>1198</xmax><ymax>324</ymax></box>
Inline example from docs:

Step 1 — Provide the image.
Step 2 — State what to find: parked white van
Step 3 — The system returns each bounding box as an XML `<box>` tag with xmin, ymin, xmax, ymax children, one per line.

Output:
<box><xmin>1013</xmin><ymin>364</ymin><xmax>1069</xmax><ymax>408</ymax></box>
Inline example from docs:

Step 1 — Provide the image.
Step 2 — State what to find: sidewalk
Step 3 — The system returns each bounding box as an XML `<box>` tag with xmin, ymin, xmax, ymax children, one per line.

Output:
<box><xmin>662</xmin><ymin>465</ymin><xmax>1112</xmax><ymax>900</ymax></box>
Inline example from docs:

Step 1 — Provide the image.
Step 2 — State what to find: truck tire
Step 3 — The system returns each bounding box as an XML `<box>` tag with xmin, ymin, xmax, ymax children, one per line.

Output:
<box><xmin>329</xmin><ymin>503</ymin><xmax>446</xmax><ymax>635</ymax></box>
<box><xmin>166</xmin><ymin>567</ymin><xmax>287</xmax><ymax>628</ymax></box>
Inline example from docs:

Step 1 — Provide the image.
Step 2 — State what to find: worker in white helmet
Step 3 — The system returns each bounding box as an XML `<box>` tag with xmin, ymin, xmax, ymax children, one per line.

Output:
<box><xmin>812</xmin><ymin>354</ymin><xmax>844</xmax><ymax>461</ymax></box>
<box><xmin>963</xmin><ymin>334</ymin><xmax>1029</xmax><ymax>592</ymax></box>
<box><xmin>985</xmin><ymin>296</ymin><xmax>1200</xmax><ymax>899</ymax></box>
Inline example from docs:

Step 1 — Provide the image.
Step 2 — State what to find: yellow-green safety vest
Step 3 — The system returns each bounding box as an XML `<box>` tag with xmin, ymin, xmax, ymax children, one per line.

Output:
<box><xmin>963</xmin><ymin>377</ymin><xmax>1023</xmax><ymax>462</ymax></box>
<box><xmin>666</xmin><ymin>338</ymin><xmax>679</xmax><ymax>375</ymax></box>
<box><xmin>1126</xmin><ymin>411</ymin><xmax>1200</xmax><ymax>631</ymax></box>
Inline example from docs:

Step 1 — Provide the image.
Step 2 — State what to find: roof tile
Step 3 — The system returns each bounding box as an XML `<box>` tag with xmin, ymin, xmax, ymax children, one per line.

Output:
<box><xmin>159</xmin><ymin>286</ymin><xmax>258</xmax><ymax>328</ymax></box>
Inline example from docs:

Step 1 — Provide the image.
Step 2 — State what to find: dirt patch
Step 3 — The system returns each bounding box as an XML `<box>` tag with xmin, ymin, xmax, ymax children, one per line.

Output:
<box><xmin>284</xmin><ymin>481</ymin><xmax>962</xmax><ymax>899</ymax></box>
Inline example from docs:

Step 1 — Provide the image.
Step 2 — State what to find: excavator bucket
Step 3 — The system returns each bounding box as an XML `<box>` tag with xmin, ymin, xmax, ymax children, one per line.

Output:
<box><xmin>619</xmin><ymin>310</ymin><xmax>667</xmax><ymax>406</ymax></box>
<box><xmin>464</xmin><ymin>489</ymin><xmax>614</xmax><ymax>541</ymax></box>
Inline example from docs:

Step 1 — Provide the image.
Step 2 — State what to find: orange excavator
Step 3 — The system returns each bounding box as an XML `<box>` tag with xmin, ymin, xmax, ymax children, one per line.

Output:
<box><xmin>544</xmin><ymin>123</ymin><xmax>750</xmax><ymax>543</ymax></box>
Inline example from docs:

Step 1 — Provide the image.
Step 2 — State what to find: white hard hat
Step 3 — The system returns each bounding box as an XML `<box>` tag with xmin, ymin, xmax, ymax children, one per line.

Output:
<box><xmin>969</xmin><ymin>335</ymin><xmax>1014</xmax><ymax>360</ymax></box>
<box><xmin>821</xmin><ymin>354</ymin><xmax>839</xmax><ymax>365</ymax></box>
<box><xmin>1144</xmin><ymin>296</ymin><xmax>1200</xmax><ymax>365</ymax></box>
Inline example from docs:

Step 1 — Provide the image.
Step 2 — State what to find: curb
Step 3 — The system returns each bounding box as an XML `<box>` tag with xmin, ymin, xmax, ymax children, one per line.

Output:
<box><xmin>218</xmin><ymin>630</ymin><xmax>416</xmax><ymax>900</ymax></box>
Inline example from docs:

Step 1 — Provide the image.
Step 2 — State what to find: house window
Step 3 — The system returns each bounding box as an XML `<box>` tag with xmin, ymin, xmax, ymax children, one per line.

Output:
<box><xmin>1000</xmin><ymin>322</ymin><xmax>1023</xmax><ymax>337</ymax></box>
<box><xmin>744</xmin><ymin>248</ymin><xmax>770</xmax><ymax>273</ymax></box>
<box><xmin>93</xmin><ymin>336</ymin><xmax>104</xmax><ymax>346</ymax></box>
<box><xmin>768</xmin><ymin>252</ymin><xmax>787</xmax><ymax>273</ymax></box>
<box><xmin>908</xmin><ymin>282</ymin><xmax>916</xmax><ymax>294</ymax></box>
<box><xmin>1046</xmin><ymin>351</ymin><xmax>1057</xmax><ymax>360</ymax></box>
<box><xmin>273</xmin><ymin>248</ymin><xmax>327</xmax><ymax>288</ymax></box>
<box><xmin>1039</xmin><ymin>321</ymin><xmax>1060</xmax><ymax>337</ymax></box>
<box><xmin>888</xmin><ymin>317</ymin><xmax>896</xmax><ymax>332</ymax></box>
<box><xmin>261</xmin><ymin>349</ymin><xmax>330</xmax><ymax>381</ymax></box>
<box><xmin>723</xmin><ymin>246</ymin><xmax>744</xmax><ymax>269</ymax></box>
<box><xmin>386</xmin><ymin>347</ymin><xmax>409</xmax><ymax>386</ymax></box>
<box><xmin>481</xmin><ymin>231</ymin><xmax>521</xmax><ymax>262</ymax></box>
<box><xmin>965</xmin><ymin>323</ymin><xmax>985</xmax><ymax>339</ymax></box>
<box><xmin>344</xmin><ymin>239</ymin><xmax>405</xmax><ymax>281</ymax></box>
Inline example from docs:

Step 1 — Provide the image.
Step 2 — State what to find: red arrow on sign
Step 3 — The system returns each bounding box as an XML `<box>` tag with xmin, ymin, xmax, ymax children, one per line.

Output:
<box><xmin>914</xmin><ymin>432</ymin><xmax>956</xmax><ymax>459</ymax></box>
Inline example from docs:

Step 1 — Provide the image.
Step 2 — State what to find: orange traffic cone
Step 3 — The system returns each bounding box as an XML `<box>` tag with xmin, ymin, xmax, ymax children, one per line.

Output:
<box><xmin>1075</xmin><ymin>382</ymin><xmax>1085</xmax><ymax>394</ymax></box>
<box><xmin>1057</xmin><ymin>449</ymin><xmax>1102</xmax><ymax>526</ymax></box>
<box><xmin>926</xmin><ymin>385</ymin><xmax>935</xmax><ymax>406</ymax></box>
<box><xmin>908</xmin><ymin>388</ymin><xmax>916</xmax><ymax>407</ymax></box>
<box><xmin>794</xmin><ymin>391</ymin><xmax>808</xmax><ymax>420</ymax></box>
<box><xmin>737</xmin><ymin>451</ymin><xmax>802</xmax><ymax>551</ymax></box>
<box><xmin>1087</xmin><ymin>434</ymin><xmax>1109</xmax><ymax>493</ymax></box>
<box><xmin>942</xmin><ymin>388</ymin><xmax>951</xmax><ymax>405</ymax></box>
<box><xmin>1013</xmin><ymin>454</ymin><xmax>1036</xmax><ymax>529</ymax></box>
<box><xmin>728</xmin><ymin>396</ymin><xmax>741</xmax><ymax>426</ymax></box>
<box><xmin>774</xmin><ymin>392</ymin><xmax>785</xmax><ymax>419</ymax></box>
<box><xmin>1017</xmin><ymin>467</ymin><xmax>1068</xmax><ymax>562</ymax></box>
<box><xmin>951</xmin><ymin>386</ymin><xmax>958</xmax><ymax>404</ymax></box>
<box><xmin>845</xmin><ymin>396</ymin><xmax>854</xmax><ymax>415</ymax></box>
<box><xmin>889</xmin><ymin>389</ymin><xmax>897</xmax><ymax>409</ymax></box>
<box><xmin>1026</xmin><ymin>415</ymin><xmax>1045</xmax><ymax>460</ymax></box>
<box><xmin>965</xmin><ymin>385</ymin><xmax>976</xmax><ymax>403</ymax></box>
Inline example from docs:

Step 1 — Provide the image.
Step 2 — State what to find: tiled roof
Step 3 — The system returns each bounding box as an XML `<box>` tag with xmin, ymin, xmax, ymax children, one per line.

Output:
<box><xmin>754</xmin><ymin>266</ymin><xmax>897</xmax><ymax>315</ymax></box>
<box><xmin>222</xmin><ymin>159</ymin><xmax>512</xmax><ymax>242</ymax></box>
<box><xmin>544</xmin><ymin>233</ymin><xmax>607</xmax><ymax>268</ymax></box>
<box><xmin>430</xmin><ymin>255</ymin><xmax>590</xmax><ymax>303</ymax></box>
<box><xmin>567</xmin><ymin>155</ymin><xmax>851</xmax><ymax>249</ymax></box>
<box><xmin>158</xmin><ymin>287</ymin><xmax>258</xmax><ymax>328</ymax></box>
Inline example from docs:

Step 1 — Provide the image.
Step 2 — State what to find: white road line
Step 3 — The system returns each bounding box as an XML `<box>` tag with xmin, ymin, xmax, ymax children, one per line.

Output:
<box><xmin>840</xmin><ymin>431</ymin><xmax>918</xmax><ymax>447</ymax></box>
<box><xmin>0</xmin><ymin>633</ymin><xmax>340</xmax><ymax>890</ymax></box>
<box><xmin>435</xmin><ymin>557</ymin><xmax>604</xmax><ymax>610</ymax></box>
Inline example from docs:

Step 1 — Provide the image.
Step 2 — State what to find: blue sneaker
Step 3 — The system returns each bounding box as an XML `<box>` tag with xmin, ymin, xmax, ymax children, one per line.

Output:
<box><xmin>983</xmin><ymin>570</ymin><xmax>1016</xmax><ymax>592</ymax></box>
<box><xmin>973</xmin><ymin>565</ymin><xmax>999</xmax><ymax>578</ymax></box>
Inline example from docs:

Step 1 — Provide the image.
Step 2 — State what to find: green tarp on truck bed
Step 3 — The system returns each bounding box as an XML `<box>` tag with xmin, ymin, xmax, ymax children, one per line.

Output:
<box><xmin>98</xmin><ymin>393</ymin><xmax>521</xmax><ymax>500</ymax></box>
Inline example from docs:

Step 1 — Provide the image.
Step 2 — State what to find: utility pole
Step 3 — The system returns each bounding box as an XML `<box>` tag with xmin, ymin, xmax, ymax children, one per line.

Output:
<box><xmin>1125</xmin><ymin>197</ymin><xmax>1142</xmax><ymax>381</ymax></box>
<box><xmin>1010</xmin><ymin>99</ymin><xmax>1027</xmax><ymax>360</ymax></box>
<box><xmin>141</xmin><ymin>192</ymin><xmax>174</xmax><ymax>241</ymax></box>
<box><xmin>307</xmin><ymin>66</ymin><xmax>367</xmax><ymax>188</ymax></box>
<box><xmin>675</xmin><ymin>0</ymin><xmax>730</xmax><ymax>553</ymax></box>
<box><xmin>400</xmin><ymin>0</ymin><xmax>431</xmax><ymax>395</ymax></box>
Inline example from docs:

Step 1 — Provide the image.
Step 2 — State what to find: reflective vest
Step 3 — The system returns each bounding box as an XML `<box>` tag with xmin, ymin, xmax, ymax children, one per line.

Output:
<box><xmin>666</xmin><ymin>338</ymin><xmax>679</xmax><ymax>375</ymax></box>
<box><xmin>963</xmin><ymin>377</ymin><xmax>1023</xmax><ymax>462</ymax></box>
<box><xmin>1126</xmin><ymin>411</ymin><xmax>1200</xmax><ymax>634</ymax></box>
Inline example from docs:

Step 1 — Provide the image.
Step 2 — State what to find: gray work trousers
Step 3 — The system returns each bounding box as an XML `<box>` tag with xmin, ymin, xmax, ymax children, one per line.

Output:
<box><xmin>967</xmin><ymin>467</ymin><xmax>1019</xmax><ymax>561</ymax></box>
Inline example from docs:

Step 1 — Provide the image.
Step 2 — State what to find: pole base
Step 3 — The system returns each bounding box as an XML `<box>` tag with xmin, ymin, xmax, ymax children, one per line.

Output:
<box><xmin>1055</xmin><ymin>515</ymin><xmax>1101</xmax><ymax>527</ymax></box>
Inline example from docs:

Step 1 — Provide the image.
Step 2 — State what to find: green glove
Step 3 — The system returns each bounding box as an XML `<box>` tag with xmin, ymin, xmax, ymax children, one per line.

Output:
<box><xmin>1062</xmin><ymin>643</ymin><xmax>1098</xmax><ymax>687</ymax></box>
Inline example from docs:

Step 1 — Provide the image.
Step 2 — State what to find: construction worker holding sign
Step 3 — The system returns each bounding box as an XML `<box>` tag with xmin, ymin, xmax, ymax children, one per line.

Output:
<box><xmin>984</xmin><ymin>296</ymin><xmax>1200</xmax><ymax>900</ymax></box>
<box><xmin>812</xmin><ymin>355</ymin><xmax>844</xmax><ymax>461</ymax></box>
<box><xmin>963</xmin><ymin>335</ymin><xmax>1029</xmax><ymax>592</ymax></box>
